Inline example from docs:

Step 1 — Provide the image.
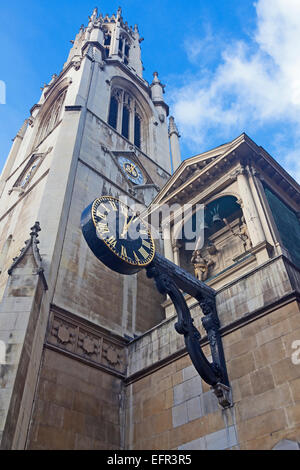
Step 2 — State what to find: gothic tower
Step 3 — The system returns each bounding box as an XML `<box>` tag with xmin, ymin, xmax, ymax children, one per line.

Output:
<box><xmin>0</xmin><ymin>7</ymin><xmax>180</xmax><ymax>449</ymax></box>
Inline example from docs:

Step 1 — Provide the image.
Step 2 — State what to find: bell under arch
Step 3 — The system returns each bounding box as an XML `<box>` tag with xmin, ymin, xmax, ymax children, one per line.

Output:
<box><xmin>175</xmin><ymin>195</ymin><xmax>247</xmax><ymax>282</ymax></box>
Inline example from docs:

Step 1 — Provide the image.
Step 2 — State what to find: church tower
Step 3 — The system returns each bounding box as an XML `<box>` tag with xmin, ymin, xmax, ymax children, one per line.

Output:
<box><xmin>0</xmin><ymin>7</ymin><xmax>176</xmax><ymax>449</ymax></box>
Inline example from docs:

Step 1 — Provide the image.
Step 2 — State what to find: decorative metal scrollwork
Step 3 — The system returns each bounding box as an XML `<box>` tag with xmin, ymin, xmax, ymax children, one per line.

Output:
<box><xmin>147</xmin><ymin>253</ymin><xmax>232</xmax><ymax>408</ymax></box>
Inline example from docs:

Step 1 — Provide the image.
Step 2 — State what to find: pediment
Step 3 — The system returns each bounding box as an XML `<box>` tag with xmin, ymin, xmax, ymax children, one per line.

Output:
<box><xmin>151</xmin><ymin>133</ymin><xmax>300</xmax><ymax>207</ymax></box>
<box><xmin>152</xmin><ymin>134</ymin><xmax>247</xmax><ymax>205</ymax></box>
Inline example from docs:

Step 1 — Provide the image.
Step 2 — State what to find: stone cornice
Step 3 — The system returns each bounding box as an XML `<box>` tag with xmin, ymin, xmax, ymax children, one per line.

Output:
<box><xmin>152</xmin><ymin>100</ymin><xmax>169</xmax><ymax>116</ymax></box>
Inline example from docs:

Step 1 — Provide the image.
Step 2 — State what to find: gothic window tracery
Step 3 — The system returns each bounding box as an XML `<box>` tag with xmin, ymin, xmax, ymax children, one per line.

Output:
<box><xmin>108</xmin><ymin>88</ymin><xmax>144</xmax><ymax>150</ymax></box>
<box><xmin>11</xmin><ymin>154</ymin><xmax>43</xmax><ymax>193</ymax></box>
<box><xmin>103</xmin><ymin>28</ymin><xmax>112</xmax><ymax>58</ymax></box>
<box><xmin>118</xmin><ymin>34</ymin><xmax>130</xmax><ymax>65</ymax></box>
<box><xmin>35</xmin><ymin>89</ymin><xmax>67</xmax><ymax>146</ymax></box>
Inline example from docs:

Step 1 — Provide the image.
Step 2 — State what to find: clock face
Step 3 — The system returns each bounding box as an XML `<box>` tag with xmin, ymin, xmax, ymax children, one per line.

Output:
<box><xmin>81</xmin><ymin>196</ymin><xmax>155</xmax><ymax>274</ymax></box>
<box><xmin>118</xmin><ymin>156</ymin><xmax>145</xmax><ymax>185</ymax></box>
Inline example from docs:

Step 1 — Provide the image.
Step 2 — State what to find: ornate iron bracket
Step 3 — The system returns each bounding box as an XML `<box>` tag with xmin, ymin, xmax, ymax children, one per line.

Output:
<box><xmin>147</xmin><ymin>253</ymin><xmax>232</xmax><ymax>408</ymax></box>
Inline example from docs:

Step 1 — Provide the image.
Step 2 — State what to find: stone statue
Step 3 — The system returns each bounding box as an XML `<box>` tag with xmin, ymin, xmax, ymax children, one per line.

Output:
<box><xmin>191</xmin><ymin>250</ymin><xmax>214</xmax><ymax>281</ymax></box>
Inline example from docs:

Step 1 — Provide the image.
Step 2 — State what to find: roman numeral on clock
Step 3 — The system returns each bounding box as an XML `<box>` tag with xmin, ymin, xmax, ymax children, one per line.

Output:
<box><xmin>96</xmin><ymin>209</ymin><xmax>106</xmax><ymax>220</ymax></box>
<box><xmin>142</xmin><ymin>239</ymin><xmax>151</xmax><ymax>249</ymax></box>
<box><xmin>107</xmin><ymin>236</ymin><xmax>117</xmax><ymax>248</ymax></box>
<box><xmin>109</xmin><ymin>200</ymin><xmax>118</xmax><ymax>211</ymax></box>
<box><xmin>121</xmin><ymin>245</ymin><xmax>128</xmax><ymax>258</ymax></box>
<box><xmin>97</xmin><ymin>223</ymin><xmax>109</xmax><ymax>233</ymax></box>
<box><xmin>138</xmin><ymin>246</ymin><xmax>149</xmax><ymax>259</ymax></box>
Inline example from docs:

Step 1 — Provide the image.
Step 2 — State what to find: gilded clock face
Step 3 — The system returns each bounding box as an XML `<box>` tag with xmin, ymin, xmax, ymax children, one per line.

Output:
<box><xmin>81</xmin><ymin>196</ymin><xmax>155</xmax><ymax>274</ymax></box>
<box><xmin>118</xmin><ymin>156</ymin><xmax>145</xmax><ymax>185</ymax></box>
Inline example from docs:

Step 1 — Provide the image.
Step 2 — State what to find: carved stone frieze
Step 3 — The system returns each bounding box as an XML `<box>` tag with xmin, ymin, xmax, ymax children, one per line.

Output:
<box><xmin>47</xmin><ymin>309</ymin><xmax>127</xmax><ymax>374</ymax></box>
<box><xmin>102</xmin><ymin>342</ymin><xmax>124</xmax><ymax>371</ymax></box>
<box><xmin>51</xmin><ymin>317</ymin><xmax>77</xmax><ymax>353</ymax></box>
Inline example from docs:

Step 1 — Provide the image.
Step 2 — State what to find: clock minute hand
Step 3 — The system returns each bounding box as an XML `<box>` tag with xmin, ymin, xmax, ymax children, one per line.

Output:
<box><xmin>120</xmin><ymin>214</ymin><xmax>135</xmax><ymax>238</ymax></box>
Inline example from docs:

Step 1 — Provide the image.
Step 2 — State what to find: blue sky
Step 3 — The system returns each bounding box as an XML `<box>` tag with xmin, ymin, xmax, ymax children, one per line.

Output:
<box><xmin>1</xmin><ymin>0</ymin><xmax>300</xmax><ymax>182</ymax></box>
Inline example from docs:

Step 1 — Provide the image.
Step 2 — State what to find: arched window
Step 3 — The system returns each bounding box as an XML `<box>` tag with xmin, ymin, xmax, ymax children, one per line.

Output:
<box><xmin>118</xmin><ymin>34</ymin><xmax>130</xmax><ymax>65</ymax></box>
<box><xmin>108</xmin><ymin>95</ymin><xmax>119</xmax><ymax>129</ymax></box>
<box><xmin>103</xmin><ymin>28</ymin><xmax>112</xmax><ymax>58</ymax></box>
<box><xmin>107</xmin><ymin>88</ymin><xmax>144</xmax><ymax>150</ymax></box>
<box><xmin>134</xmin><ymin>113</ymin><xmax>141</xmax><ymax>149</ymax></box>
<box><xmin>122</xmin><ymin>105</ymin><xmax>130</xmax><ymax>139</ymax></box>
<box><xmin>124</xmin><ymin>43</ymin><xmax>130</xmax><ymax>65</ymax></box>
<box><xmin>35</xmin><ymin>89</ymin><xmax>66</xmax><ymax>146</ymax></box>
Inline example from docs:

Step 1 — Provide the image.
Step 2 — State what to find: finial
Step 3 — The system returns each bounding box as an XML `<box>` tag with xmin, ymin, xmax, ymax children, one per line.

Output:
<box><xmin>89</xmin><ymin>7</ymin><xmax>98</xmax><ymax>22</ymax></box>
<box><xmin>117</xmin><ymin>6</ymin><xmax>122</xmax><ymax>18</ymax></box>
<box><xmin>152</xmin><ymin>71</ymin><xmax>159</xmax><ymax>83</ymax></box>
<box><xmin>169</xmin><ymin>116</ymin><xmax>180</xmax><ymax>137</ymax></box>
<box><xmin>7</xmin><ymin>221</ymin><xmax>48</xmax><ymax>290</ymax></box>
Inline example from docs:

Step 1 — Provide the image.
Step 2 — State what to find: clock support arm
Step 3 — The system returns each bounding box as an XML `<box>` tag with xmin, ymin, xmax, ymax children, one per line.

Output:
<box><xmin>146</xmin><ymin>252</ymin><xmax>232</xmax><ymax>409</ymax></box>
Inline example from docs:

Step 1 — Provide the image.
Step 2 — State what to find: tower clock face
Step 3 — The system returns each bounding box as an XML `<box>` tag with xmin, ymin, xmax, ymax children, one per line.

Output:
<box><xmin>118</xmin><ymin>156</ymin><xmax>145</xmax><ymax>185</ymax></box>
<box><xmin>81</xmin><ymin>196</ymin><xmax>155</xmax><ymax>275</ymax></box>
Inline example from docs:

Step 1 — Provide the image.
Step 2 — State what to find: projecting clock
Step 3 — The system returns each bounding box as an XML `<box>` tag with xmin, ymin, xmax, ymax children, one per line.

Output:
<box><xmin>81</xmin><ymin>196</ymin><xmax>155</xmax><ymax>275</ymax></box>
<box><xmin>118</xmin><ymin>156</ymin><xmax>145</xmax><ymax>185</ymax></box>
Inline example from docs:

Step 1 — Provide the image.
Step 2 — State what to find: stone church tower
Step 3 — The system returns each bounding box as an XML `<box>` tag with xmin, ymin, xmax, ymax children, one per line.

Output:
<box><xmin>1</xmin><ymin>7</ymin><xmax>300</xmax><ymax>451</ymax></box>
<box><xmin>0</xmin><ymin>7</ymin><xmax>179</xmax><ymax>449</ymax></box>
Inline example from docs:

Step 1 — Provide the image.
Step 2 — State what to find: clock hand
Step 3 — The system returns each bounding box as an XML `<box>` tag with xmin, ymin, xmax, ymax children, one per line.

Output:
<box><xmin>120</xmin><ymin>214</ymin><xmax>135</xmax><ymax>238</ymax></box>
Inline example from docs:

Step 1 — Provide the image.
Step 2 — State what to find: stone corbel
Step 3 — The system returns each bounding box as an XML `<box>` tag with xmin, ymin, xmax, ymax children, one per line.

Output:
<box><xmin>73</xmin><ymin>58</ymin><xmax>82</xmax><ymax>71</ymax></box>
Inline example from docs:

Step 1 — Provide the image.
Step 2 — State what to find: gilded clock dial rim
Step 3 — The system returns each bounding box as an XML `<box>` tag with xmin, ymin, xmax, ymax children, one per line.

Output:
<box><xmin>118</xmin><ymin>156</ymin><xmax>145</xmax><ymax>185</ymax></box>
<box><xmin>91</xmin><ymin>196</ymin><xmax>155</xmax><ymax>267</ymax></box>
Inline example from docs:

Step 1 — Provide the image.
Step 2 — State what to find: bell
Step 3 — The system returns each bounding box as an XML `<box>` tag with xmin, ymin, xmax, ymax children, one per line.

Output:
<box><xmin>212</xmin><ymin>212</ymin><xmax>222</xmax><ymax>224</ymax></box>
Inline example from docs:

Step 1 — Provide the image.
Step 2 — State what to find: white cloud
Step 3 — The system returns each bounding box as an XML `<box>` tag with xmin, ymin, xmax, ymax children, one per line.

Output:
<box><xmin>170</xmin><ymin>0</ymin><xmax>300</xmax><ymax>181</ymax></box>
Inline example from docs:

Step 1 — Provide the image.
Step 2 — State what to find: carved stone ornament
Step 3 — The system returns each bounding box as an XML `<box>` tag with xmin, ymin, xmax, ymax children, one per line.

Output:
<box><xmin>82</xmin><ymin>336</ymin><xmax>97</xmax><ymax>355</ymax></box>
<box><xmin>57</xmin><ymin>325</ymin><xmax>71</xmax><ymax>344</ymax></box>
<box><xmin>106</xmin><ymin>346</ymin><xmax>119</xmax><ymax>365</ymax></box>
<box><xmin>73</xmin><ymin>58</ymin><xmax>82</xmax><ymax>71</ymax></box>
<box><xmin>47</xmin><ymin>311</ymin><xmax>126</xmax><ymax>374</ymax></box>
<box><xmin>8</xmin><ymin>221</ymin><xmax>48</xmax><ymax>290</ymax></box>
<box><xmin>103</xmin><ymin>344</ymin><xmax>122</xmax><ymax>367</ymax></box>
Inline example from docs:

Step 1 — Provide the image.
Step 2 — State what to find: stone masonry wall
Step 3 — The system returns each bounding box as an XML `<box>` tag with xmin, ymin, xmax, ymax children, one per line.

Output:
<box><xmin>125</xmin><ymin>255</ymin><xmax>300</xmax><ymax>450</ymax></box>
<box><xmin>27</xmin><ymin>348</ymin><xmax>124</xmax><ymax>450</ymax></box>
<box><xmin>125</xmin><ymin>300</ymin><xmax>300</xmax><ymax>450</ymax></box>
